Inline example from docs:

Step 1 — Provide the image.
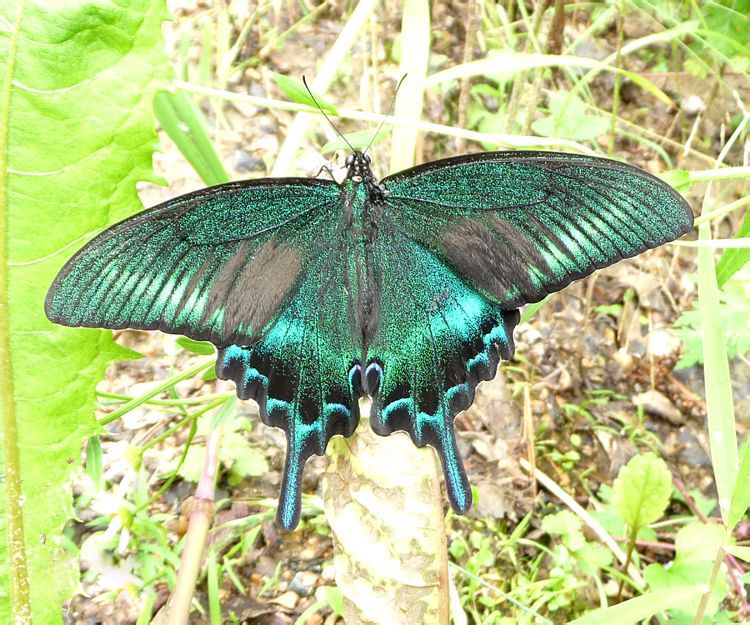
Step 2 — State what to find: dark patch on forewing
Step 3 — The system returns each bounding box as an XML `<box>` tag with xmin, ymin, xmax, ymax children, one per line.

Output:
<box><xmin>440</xmin><ymin>216</ymin><xmax>552</xmax><ymax>304</ymax></box>
<box><xmin>202</xmin><ymin>239</ymin><xmax>302</xmax><ymax>342</ymax></box>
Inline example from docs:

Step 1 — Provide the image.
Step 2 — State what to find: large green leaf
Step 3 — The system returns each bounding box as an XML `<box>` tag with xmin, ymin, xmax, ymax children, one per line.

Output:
<box><xmin>0</xmin><ymin>1</ymin><xmax>168</xmax><ymax>621</ymax></box>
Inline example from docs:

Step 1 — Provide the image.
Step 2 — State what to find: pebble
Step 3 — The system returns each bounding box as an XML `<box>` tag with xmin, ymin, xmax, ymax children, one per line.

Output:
<box><xmin>289</xmin><ymin>570</ymin><xmax>318</xmax><ymax>597</ymax></box>
<box><xmin>632</xmin><ymin>390</ymin><xmax>684</xmax><ymax>425</ymax></box>
<box><xmin>233</xmin><ymin>149</ymin><xmax>263</xmax><ymax>173</ymax></box>
<box><xmin>272</xmin><ymin>590</ymin><xmax>300</xmax><ymax>610</ymax></box>
<box><xmin>682</xmin><ymin>94</ymin><xmax>705</xmax><ymax>117</ymax></box>
<box><xmin>321</xmin><ymin>564</ymin><xmax>336</xmax><ymax>582</ymax></box>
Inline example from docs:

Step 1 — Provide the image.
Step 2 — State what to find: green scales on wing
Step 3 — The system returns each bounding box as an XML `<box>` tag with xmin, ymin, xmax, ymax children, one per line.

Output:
<box><xmin>46</xmin><ymin>151</ymin><xmax>693</xmax><ymax>529</ymax></box>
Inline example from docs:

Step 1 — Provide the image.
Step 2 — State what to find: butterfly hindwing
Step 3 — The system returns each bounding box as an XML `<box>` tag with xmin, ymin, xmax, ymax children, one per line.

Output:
<box><xmin>382</xmin><ymin>151</ymin><xmax>693</xmax><ymax>308</ymax></box>
<box><xmin>45</xmin><ymin>179</ymin><xmax>341</xmax><ymax>346</ymax></box>
<box><xmin>215</xmin><ymin>239</ymin><xmax>363</xmax><ymax>529</ymax></box>
<box><xmin>366</xmin><ymin>220</ymin><xmax>520</xmax><ymax>513</ymax></box>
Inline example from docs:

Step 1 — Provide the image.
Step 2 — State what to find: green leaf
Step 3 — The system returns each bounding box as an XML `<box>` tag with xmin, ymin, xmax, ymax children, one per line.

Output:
<box><xmin>0</xmin><ymin>1</ymin><xmax>169</xmax><ymax>622</ymax></box>
<box><xmin>723</xmin><ymin>545</ymin><xmax>750</xmax><ymax>562</ymax></box>
<box><xmin>728</xmin><ymin>441</ymin><xmax>750</xmax><ymax>531</ymax></box>
<box><xmin>532</xmin><ymin>91</ymin><xmax>610</xmax><ymax>141</ymax></box>
<box><xmin>271</xmin><ymin>73</ymin><xmax>338</xmax><ymax>114</ymax></box>
<box><xmin>672</xmin><ymin>281</ymin><xmax>750</xmax><ymax>369</ymax></box>
<box><xmin>541</xmin><ymin>510</ymin><xmax>582</xmax><ymax>539</ymax></box>
<box><xmin>324</xmin><ymin>586</ymin><xmax>344</xmax><ymax>616</ymax></box>
<box><xmin>176</xmin><ymin>336</ymin><xmax>216</xmax><ymax>356</ymax></box>
<box><xmin>612</xmin><ymin>453</ymin><xmax>672</xmax><ymax>530</ymax></box>
<box><xmin>659</xmin><ymin>169</ymin><xmax>692</xmax><ymax>192</ymax></box>
<box><xmin>644</xmin><ymin>523</ymin><xmax>727</xmax><ymax>620</ymax></box>
<box><xmin>210</xmin><ymin>396</ymin><xmax>237</xmax><ymax>430</ymax></box>
<box><xmin>716</xmin><ymin>209</ymin><xmax>750</xmax><ymax>286</ymax></box>
<box><xmin>673</xmin><ymin>488</ymin><xmax>717</xmax><ymax>518</ymax></box>
<box><xmin>85</xmin><ymin>436</ymin><xmax>103</xmax><ymax>489</ymax></box>
<box><xmin>520</xmin><ymin>297</ymin><xmax>548</xmax><ymax>324</ymax></box>
<box><xmin>227</xmin><ymin>447</ymin><xmax>269</xmax><ymax>482</ymax></box>
<box><xmin>673</xmin><ymin>522</ymin><xmax>726</xmax><ymax>564</ymax></box>
<box><xmin>568</xmin><ymin>586</ymin><xmax>706</xmax><ymax>625</ymax></box>
<box><xmin>154</xmin><ymin>89</ymin><xmax>230</xmax><ymax>186</ymax></box>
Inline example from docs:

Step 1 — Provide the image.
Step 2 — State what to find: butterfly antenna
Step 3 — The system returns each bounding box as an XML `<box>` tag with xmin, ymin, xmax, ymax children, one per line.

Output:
<box><xmin>363</xmin><ymin>74</ymin><xmax>408</xmax><ymax>156</ymax></box>
<box><xmin>302</xmin><ymin>75</ymin><xmax>355</xmax><ymax>153</ymax></box>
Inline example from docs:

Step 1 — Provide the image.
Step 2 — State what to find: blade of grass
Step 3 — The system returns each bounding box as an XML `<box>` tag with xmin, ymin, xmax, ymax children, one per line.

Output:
<box><xmin>728</xmin><ymin>442</ymin><xmax>750</xmax><ymax>532</ymax></box>
<box><xmin>519</xmin><ymin>458</ymin><xmax>645</xmax><ymax>588</ymax></box>
<box><xmin>390</xmin><ymin>0</ymin><xmax>430</xmax><ymax>173</ymax></box>
<box><xmin>154</xmin><ymin>89</ymin><xmax>230</xmax><ymax>186</ymax></box>
<box><xmin>715</xmin><ymin>210</ymin><xmax>750</xmax><ymax>285</ymax></box>
<box><xmin>695</xmin><ymin>115</ymin><xmax>750</xmax><ymax>528</ymax></box>
<box><xmin>697</xmin><ymin>221</ymin><xmax>738</xmax><ymax>524</ymax></box>
<box><xmin>271</xmin><ymin>73</ymin><xmax>338</xmax><ymax>114</ymax></box>
<box><xmin>207</xmin><ymin>550</ymin><xmax>221</xmax><ymax>625</ymax></box>
<box><xmin>694</xmin><ymin>195</ymin><xmax>750</xmax><ymax>227</ymax></box>
<box><xmin>520</xmin><ymin>297</ymin><xmax>548</xmax><ymax>324</ymax></box>
<box><xmin>568</xmin><ymin>585</ymin><xmax>705</xmax><ymax>625</ymax></box>
<box><xmin>671</xmin><ymin>238</ymin><xmax>750</xmax><ymax>248</ymax></box>
<box><xmin>448</xmin><ymin>563</ymin><xmax>553</xmax><ymax>624</ymax></box>
<box><xmin>427</xmin><ymin>54</ymin><xmax>673</xmax><ymax>107</ymax></box>
<box><xmin>676</xmin><ymin>165</ymin><xmax>750</xmax><ymax>186</ymax></box>
<box><xmin>99</xmin><ymin>360</ymin><xmax>214</xmax><ymax>425</ymax></box>
<box><xmin>136</xmin><ymin>592</ymin><xmax>157</xmax><ymax>625</ymax></box>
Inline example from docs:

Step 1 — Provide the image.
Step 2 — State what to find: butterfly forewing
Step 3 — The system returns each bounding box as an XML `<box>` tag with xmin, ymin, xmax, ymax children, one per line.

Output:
<box><xmin>382</xmin><ymin>151</ymin><xmax>693</xmax><ymax>308</ymax></box>
<box><xmin>45</xmin><ymin>178</ymin><xmax>341</xmax><ymax>346</ymax></box>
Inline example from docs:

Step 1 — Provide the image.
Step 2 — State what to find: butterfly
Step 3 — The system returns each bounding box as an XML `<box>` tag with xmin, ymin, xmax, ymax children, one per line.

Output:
<box><xmin>45</xmin><ymin>149</ymin><xmax>693</xmax><ymax>529</ymax></box>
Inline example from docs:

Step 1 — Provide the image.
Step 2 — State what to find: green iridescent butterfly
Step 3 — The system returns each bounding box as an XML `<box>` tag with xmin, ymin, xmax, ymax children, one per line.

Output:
<box><xmin>45</xmin><ymin>150</ymin><xmax>693</xmax><ymax>529</ymax></box>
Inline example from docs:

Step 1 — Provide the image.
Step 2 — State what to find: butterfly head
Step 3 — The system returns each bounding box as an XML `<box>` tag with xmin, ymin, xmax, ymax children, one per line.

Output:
<box><xmin>345</xmin><ymin>151</ymin><xmax>373</xmax><ymax>181</ymax></box>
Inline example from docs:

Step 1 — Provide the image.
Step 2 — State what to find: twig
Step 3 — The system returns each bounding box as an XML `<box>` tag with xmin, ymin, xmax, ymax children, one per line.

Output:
<box><xmin>693</xmin><ymin>546</ymin><xmax>725</xmax><ymax>625</ymax></box>
<box><xmin>165</xmin><ymin>382</ymin><xmax>230</xmax><ymax>625</ymax></box>
<box><xmin>173</xmin><ymin>80</ymin><xmax>598</xmax><ymax>153</ymax></box>
<box><xmin>522</xmin><ymin>383</ymin><xmax>537</xmax><ymax>499</ymax></box>
<box><xmin>504</xmin><ymin>0</ymin><xmax>545</xmax><ymax>133</ymax></box>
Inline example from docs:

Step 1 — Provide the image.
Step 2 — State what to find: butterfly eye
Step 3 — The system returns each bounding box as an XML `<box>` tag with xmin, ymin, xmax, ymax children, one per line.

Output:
<box><xmin>364</xmin><ymin>154</ymin><xmax>371</xmax><ymax>165</ymax></box>
<box><xmin>345</xmin><ymin>154</ymin><xmax>354</xmax><ymax>166</ymax></box>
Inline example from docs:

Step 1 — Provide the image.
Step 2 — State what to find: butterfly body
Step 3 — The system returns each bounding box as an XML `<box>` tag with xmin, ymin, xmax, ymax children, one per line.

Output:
<box><xmin>46</xmin><ymin>150</ymin><xmax>693</xmax><ymax>529</ymax></box>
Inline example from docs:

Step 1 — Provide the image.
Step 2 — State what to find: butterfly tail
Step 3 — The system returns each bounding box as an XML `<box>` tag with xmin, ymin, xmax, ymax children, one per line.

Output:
<box><xmin>217</xmin><ymin>344</ymin><xmax>363</xmax><ymax>530</ymax></box>
<box><xmin>370</xmin><ymin>307</ymin><xmax>520</xmax><ymax>516</ymax></box>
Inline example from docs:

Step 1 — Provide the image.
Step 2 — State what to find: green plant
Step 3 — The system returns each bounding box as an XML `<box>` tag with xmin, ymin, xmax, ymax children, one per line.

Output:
<box><xmin>644</xmin><ymin>522</ymin><xmax>731</xmax><ymax>624</ymax></box>
<box><xmin>0</xmin><ymin>1</ymin><xmax>168</xmax><ymax>620</ymax></box>
<box><xmin>672</xmin><ymin>279</ymin><xmax>750</xmax><ymax>368</ymax></box>
<box><xmin>612</xmin><ymin>453</ymin><xmax>672</xmax><ymax>598</ymax></box>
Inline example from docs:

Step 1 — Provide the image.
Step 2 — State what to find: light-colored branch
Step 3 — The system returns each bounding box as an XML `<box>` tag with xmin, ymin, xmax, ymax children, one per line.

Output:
<box><xmin>270</xmin><ymin>0</ymin><xmax>379</xmax><ymax>175</ymax></box>
<box><xmin>322</xmin><ymin>402</ymin><xmax>450</xmax><ymax>624</ymax></box>
<box><xmin>172</xmin><ymin>81</ymin><xmax>597</xmax><ymax>154</ymax></box>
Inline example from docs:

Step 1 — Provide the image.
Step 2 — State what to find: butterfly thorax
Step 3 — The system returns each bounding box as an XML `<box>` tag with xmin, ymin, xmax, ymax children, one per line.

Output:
<box><xmin>339</xmin><ymin>156</ymin><xmax>383</xmax><ymax>351</ymax></box>
<box><xmin>344</xmin><ymin>151</ymin><xmax>389</xmax><ymax>206</ymax></box>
